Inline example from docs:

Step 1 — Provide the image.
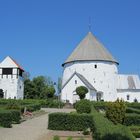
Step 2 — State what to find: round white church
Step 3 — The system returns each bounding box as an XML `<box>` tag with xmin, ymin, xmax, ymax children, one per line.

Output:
<box><xmin>61</xmin><ymin>32</ymin><xmax>140</xmax><ymax>104</ymax></box>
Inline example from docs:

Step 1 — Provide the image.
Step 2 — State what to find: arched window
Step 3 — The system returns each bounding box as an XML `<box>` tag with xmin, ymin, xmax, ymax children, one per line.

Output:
<box><xmin>75</xmin><ymin>80</ymin><xmax>77</xmax><ymax>84</ymax></box>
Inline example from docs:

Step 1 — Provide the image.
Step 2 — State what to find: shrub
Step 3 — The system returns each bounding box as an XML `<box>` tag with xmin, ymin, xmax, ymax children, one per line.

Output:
<box><xmin>91</xmin><ymin>107</ymin><xmax>135</xmax><ymax>140</ymax></box>
<box><xmin>6</xmin><ymin>101</ymin><xmax>20</xmax><ymax>110</ymax></box>
<box><xmin>106</xmin><ymin>99</ymin><xmax>126</xmax><ymax>124</ymax></box>
<box><xmin>0</xmin><ymin>110</ymin><xmax>12</xmax><ymax>128</ymax></box>
<box><xmin>53</xmin><ymin>135</ymin><xmax>60</xmax><ymax>140</ymax></box>
<box><xmin>75</xmin><ymin>99</ymin><xmax>91</xmax><ymax>114</ymax></box>
<box><xmin>90</xmin><ymin>101</ymin><xmax>107</xmax><ymax>110</ymax></box>
<box><xmin>48</xmin><ymin>112</ymin><xmax>93</xmax><ymax>131</ymax></box>
<box><xmin>39</xmin><ymin>99</ymin><xmax>64</xmax><ymax>108</ymax></box>
<box><xmin>82</xmin><ymin>128</ymin><xmax>90</xmax><ymax>135</ymax></box>
<box><xmin>67</xmin><ymin>137</ymin><xmax>73</xmax><ymax>140</ymax></box>
<box><xmin>124</xmin><ymin>113</ymin><xmax>140</xmax><ymax>126</ymax></box>
<box><xmin>21</xmin><ymin>103</ymin><xmax>41</xmax><ymax>113</ymax></box>
<box><xmin>126</xmin><ymin>107</ymin><xmax>140</xmax><ymax>114</ymax></box>
<box><xmin>76</xmin><ymin>86</ymin><xmax>88</xmax><ymax>99</ymax></box>
<box><xmin>129</xmin><ymin>126</ymin><xmax>140</xmax><ymax>138</ymax></box>
<box><xmin>126</xmin><ymin>102</ymin><xmax>140</xmax><ymax>110</ymax></box>
<box><xmin>10</xmin><ymin>110</ymin><xmax>21</xmax><ymax>124</ymax></box>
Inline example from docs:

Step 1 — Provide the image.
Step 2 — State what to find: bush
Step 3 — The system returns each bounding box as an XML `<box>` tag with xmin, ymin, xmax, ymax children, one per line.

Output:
<box><xmin>67</xmin><ymin>137</ymin><xmax>73</xmax><ymax>140</ymax></box>
<box><xmin>124</xmin><ymin>113</ymin><xmax>140</xmax><ymax>126</ymax></box>
<box><xmin>91</xmin><ymin>107</ymin><xmax>135</xmax><ymax>140</ymax></box>
<box><xmin>20</xmin><ymin>103</ymin><xmax>41</xmax><ymax>113</ymax></box>
<box><xmin>48</xmin><ymin>112</ymin><xmax>93</xmax><ymax>131</ymax></box>
<box><xmin>106</xmin><ymin>99</ymin><xmax>126</xmax><ymax>124</ymax></box>
<box><xmin>0</xmin><ymin>110</ymin><xmax>12</xmax><ymax>128</ymax></box>
<box><xmin>76</xmin><ymin>86</ymin><xmax>88</xmax><ymax>99</ymax></box>
<box><xmin>126</xmin><ymin>107</ymin><xmax>140</xmax><ymax>114</ymax></box>
<box><xmin>82</xmin><ymin>128</ymin><xmax>90</xmax><ymax>135</ymax></box>
<box><xmin>75</xmin><ymin>99</ymin><xmax>91</xmax><ymax>114</ymax></box>
<box><xmin>10</xmin><ymin>110</ymin><xmax>21</xmax><ymax>124</ymax></box>
<box><xmin>6</xmin><ymin>101</ymin><xmax>20</xmax><ymax>110</ymax></box>
<box><xmin>39</xmin><ymin>99</ymin><xmax>64</xmax><ymax>108</ymax></box>
<box><xmin>53</xmin><ymin>135</ymin><xmax>60</xmax><ymax>140</ymax></box>
<box><xmin>126</xmin><ymin>102</ymin><xmax>140</xmax><ymax>110</ymax></box>
<box><xmin>90</xmin><ymin>101</ymin><xmax>108</xmax><ymax>110</ymax></box>
<box><xmin>129</xmin><ymin>126</ymin><xmax>140</xmax><ymax>138</ymax></box>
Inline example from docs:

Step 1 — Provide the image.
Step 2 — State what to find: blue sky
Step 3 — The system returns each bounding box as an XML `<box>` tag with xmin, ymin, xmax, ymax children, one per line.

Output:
<box><xmin>0</xmin><ymin>0</ymin><xmax>140</xmax><ymax>82</ymax></box>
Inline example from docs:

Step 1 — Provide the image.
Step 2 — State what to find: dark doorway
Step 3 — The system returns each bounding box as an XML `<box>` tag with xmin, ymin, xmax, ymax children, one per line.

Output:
<box><xmin>0</xmin><ymin>89</ymin><xmax>4</xmax><ymax>98</ymax></box>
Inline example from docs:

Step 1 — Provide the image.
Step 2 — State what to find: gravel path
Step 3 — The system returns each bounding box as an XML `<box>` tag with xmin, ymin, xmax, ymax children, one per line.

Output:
<box><xmin>0</xmin><ymin>108</ymin><xmax>75</xmax><ymax>140</ymax></box>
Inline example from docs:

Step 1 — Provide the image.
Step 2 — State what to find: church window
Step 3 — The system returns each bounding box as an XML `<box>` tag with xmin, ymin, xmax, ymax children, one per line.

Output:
<box><xmin>2</xmin><ymin>68</ymin><xmax>13</xmax><ymax>75</ymax></box>
<box><xmin>75</xmin><ymin>80</ymin><xmax>77</xmax><ymax>84</ymax></box>
<box><xmin>94</xmin><ymin>64</ymin><xmax>97</xmax><ymax>68</ymax></box>
<box><xmin>127</xmin><ymin>95</ymin><xmax>130</xmax><ymax>100</ymax></box>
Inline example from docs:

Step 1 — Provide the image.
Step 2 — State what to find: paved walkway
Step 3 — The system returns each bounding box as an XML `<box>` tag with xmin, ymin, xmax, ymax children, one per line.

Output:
<box><xmin>0</xmin><ymin>108</ymin><xmax>75</xmax><ymax>140</ymax></box>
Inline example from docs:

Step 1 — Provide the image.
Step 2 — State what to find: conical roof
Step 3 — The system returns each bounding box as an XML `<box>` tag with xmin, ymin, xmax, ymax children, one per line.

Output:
<box><xmin>62</xmin><ymin>32</ymin><xmax>118</xmax><ymax>66</ymax></box>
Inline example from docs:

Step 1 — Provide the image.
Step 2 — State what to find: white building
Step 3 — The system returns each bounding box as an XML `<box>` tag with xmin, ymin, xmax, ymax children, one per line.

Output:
<box><xmin>61</xmin><ymin>32</ymin><xmax>140</xmax><ymax>104</ymax></box>
<box><xmin>0</xmin><ymin>56</ymin><xmax>24</xmax><ymax>99</ymax></box>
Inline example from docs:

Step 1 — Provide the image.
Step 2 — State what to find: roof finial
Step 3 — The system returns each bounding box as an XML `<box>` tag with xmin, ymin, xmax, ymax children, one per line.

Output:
<box><xmin>88</xmin><ymin>17</ymin><xmax>92</xmax><ymax>32</ymax></box>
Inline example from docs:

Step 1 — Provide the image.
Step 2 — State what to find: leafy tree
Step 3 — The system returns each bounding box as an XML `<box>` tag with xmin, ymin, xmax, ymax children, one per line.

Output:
<box><xmin>46</xmin><ymin>86</ymin><xmax>56</xmax><ymax>98</ymax></box>
<box><xmin>24</xmin><ymin>76</ymin><xmax>55</xmax><ymax>99</ymax></box>
<box><xmin>106</xmin><ymin>99</ymin><xmax>126</xmax><ymax>124</ymax></box>
<box><xmin>24</xmin><ymin>79</ymin><xmax>36</xmax><ymax>99</ymax></box>
<box><xmin>76</xmin><ymin>86</ymin><xmax>88</xmax><ymax>99</ymax></box>
<box><xmin>32</xmin><ymin>76</ymin><xmax>46</xmax><ymax>98</ymax></box>
<box><xmin>57</xmin><ymin>77</ymin><xmax>62</xmax><ymax>95</ymax></box>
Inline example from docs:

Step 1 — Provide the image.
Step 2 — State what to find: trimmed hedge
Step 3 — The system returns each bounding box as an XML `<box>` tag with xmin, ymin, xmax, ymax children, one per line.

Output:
<box><xmin>0</xmin><ymin>99</ymin><xmax>64</xmax><ymax>109</ymax></box>
<box><xmin>91</xmin><ymin>107</ymin><xmax>135</xmax><ymax>140</ymax></box>
<box><xmin>0</xmin><ymin>109</ymin><xmax>21</xmax><ymax>127</ymax></box>
<box><xmin>39</xmin><ymin>99</ymin><xmax>64</xmax><ymax>108</ymax></box>
<box><xmin>0</xmin><ymin>110</ymin><xmax>12</xmax><ymax>128</ymax></box>
<box><xmin>90</xmin><ymin>101</ymin><xmax>108</xmax><ymax>110</ymax></box>
<box><xmin>126</xmin><ymin>102</ymin><xmax>140</xmax><ymax>110</ymax></box>
<box><xmin>10</xmin><ymin>110</ymin><xmax>21</xmax><ymax>124</ymax></box>
<box><xmin>129</xmin><ymin>126</ymin><xmax>140</xmax><ymax>138</ymax></box>
<box><xmin>21</xmin><ymin>103</ymin><xmax>41</xmax><ymax>113</ymax></box>
<box><xmin>126</xmin><ymin>107</ymin><xmax>140</xmax><ymax>114</ymax></box>
<box><xmin>48</xmin><ymin>112</ymin><xmax>93</xmax><ymax>131</ymax></box>
<box><xmin>124</xmin><ymin>113</ymin><xmax>140</xmax><ymax>126</ymax></box>
<box><xmin>75</xmin><ymin>99</ymin><xmax>91</xmax><ymax>114</ymax></box>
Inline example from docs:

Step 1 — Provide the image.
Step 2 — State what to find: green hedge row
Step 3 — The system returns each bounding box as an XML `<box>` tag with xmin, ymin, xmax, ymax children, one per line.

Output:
<box><xmin>91</xmin><ymin>108</ymin><xmax>135</xmax><ymax>140</ymax></box>
<box><xmin>48</xmin><ymin>110</ymin><xmax>135</xmax><ymax>140</ymax></box>
<box><xmin>126</xmin><ymin>102</ymin><xmax>140</xmax><ymax>110</ymax></box>
<box><xmin>126</xmin><ymin>107</ymin><xmax>140</xmax><ymax>114</ymax></box>
<box><xmin>0</xmin><ymin>109</ymin><xmax>21</xmax><ymax>128</ymax></box>
<box><xmin>38</xmin><ymin>99</ymin><xmax>64</xmax><ymax>108</ymax></box>
<box><xmin>0</xmin><ymin>99</ymin><xmax>64</xmax><ymax>109</ymax></box>
<box><xmin>90</xmin><ymin>101</ymin><xmax>107</xmax><ymax>110</ymax></box>
<box><xmin>0</xmin><ymin>110</ymin><xmax>12</xmax><ymax>127</ymax></box>
<box><xmin>21</xmin><ymin>103</ymin><xmax>41</xmax><ymax>113</ymax></box>
<box><xmin>129</xmin><ymin>126</ymin><xmax>140</xmax><ymax>138</ymax></box>
<box><xmin>48</xmin><ymin>112</ymin><xmax>93</xmax><ymax>131</ymax></box>
<box><xmin>10</xmin><ymin>110</ymin><xmax>21</xmax><ymax>124</ymax></box>
<box><xmin>124</xmin><ymin>113</ymin><xmax>140</xmax><ymax>126</ymax></box>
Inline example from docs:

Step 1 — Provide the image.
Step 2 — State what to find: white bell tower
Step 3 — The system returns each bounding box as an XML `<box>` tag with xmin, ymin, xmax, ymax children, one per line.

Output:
<box><xmin>0</xmin><ymin>56</ymin><xmax>24</xmax><ymax>99</ymax></box>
